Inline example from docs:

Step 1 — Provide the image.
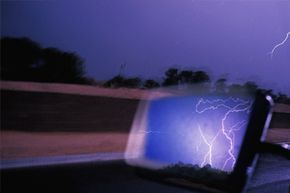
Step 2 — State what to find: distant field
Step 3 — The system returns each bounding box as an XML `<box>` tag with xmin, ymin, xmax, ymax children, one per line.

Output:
<box><xmin>1</xmin><ymin>129</ymin><xmax>289</xmax><ymax>159</ymax></box>
<box><xmin>1</xmin><ymin>90</ymin><xmax>139</xmax><ymax>132</ymax></box>
<box><xmin>1</xmin><ymin>81</ymin><xmax>289</xmax><ymax>159</ymax></box>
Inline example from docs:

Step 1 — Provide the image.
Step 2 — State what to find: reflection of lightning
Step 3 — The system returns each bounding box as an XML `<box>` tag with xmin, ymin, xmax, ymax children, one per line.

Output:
<box><xmin>196</xmin><ymin>98</ymin><xmax>247</xmax><ymax>114</ymax></box>
<box><xmin>220</xmin><ymin>105</ymin><xmax>249</xmax><ymax>170</ymax></box>
<box><xmin>269</xmin><ymin>32</ymin><xmax>290</xmax><ymax>59</ymax></box>
<box><xmin>198</xmin><ymin>125</ymin><xmax>220</xmax><ymax>167</ymax></box>
<box><xmin>196</xmin><ymin>98</ymin><xmax>252</xmax><ymax>170</ymax></box>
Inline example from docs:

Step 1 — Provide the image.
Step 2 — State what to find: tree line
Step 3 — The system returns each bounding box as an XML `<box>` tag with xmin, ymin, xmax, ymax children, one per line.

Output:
<box><xmin>1</xmin><ymin>37</ymin><xmax>289</xmax><ymax>104</ymax></box>
<box><xmin>103</xmin><ymin>68</ymin><xmax>210</xmax><ymax>88</ymax></box>
<box><xmin>104</xmin><ymin>71</ymin><xmax>289</xmax><ymax>104</ymax></box>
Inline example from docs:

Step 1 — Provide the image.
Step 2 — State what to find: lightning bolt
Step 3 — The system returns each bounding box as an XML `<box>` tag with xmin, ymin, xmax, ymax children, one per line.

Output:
<box><xmin>198</xmin><ymin>124</ymin><xmax>220</xmax><ymax>167</ymax></box>
<box><xmin>269</xmin><ymin>31</ymin><xmax>290</xmax><ymax>59</ymax></box>
<box><xmin>195</xmin><ymin>98</ymin><xmax>252</xmax><ymax>170</ymax></box>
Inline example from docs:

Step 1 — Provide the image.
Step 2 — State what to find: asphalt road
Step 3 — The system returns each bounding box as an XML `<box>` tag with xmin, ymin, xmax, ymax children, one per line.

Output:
<box><xmin>1</xmin><ymin>153</ymin><xmax>289</xmax><ymax>193</ymax></box>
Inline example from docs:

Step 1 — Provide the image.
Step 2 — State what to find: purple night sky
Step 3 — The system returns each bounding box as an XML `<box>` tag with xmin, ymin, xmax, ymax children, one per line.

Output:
<box><xmin>1</xmin><ymin>0</ymin><xmax>290</xmax><ymax>95</ymax></box>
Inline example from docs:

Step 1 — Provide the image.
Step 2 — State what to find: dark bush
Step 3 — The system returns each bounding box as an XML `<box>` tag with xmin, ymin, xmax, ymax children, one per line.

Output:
<box><xmin>103</xmin><ymin>75</ymin><xmax>125</xmax><ymax>88</ymax></box>
<box><xmin>143</xmin><ymin>79</ymin><xmax>160</xmax><ymax>89</ymax></box>
<box><xmin>123</xmin><ymin>77</ymin><xmax>142</xmax><ymax>88</ymax></box>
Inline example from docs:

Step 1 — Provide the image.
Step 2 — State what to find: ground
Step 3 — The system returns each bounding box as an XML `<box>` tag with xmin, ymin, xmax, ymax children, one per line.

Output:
<box><xmin>0</xmin><ymin>81</ymin><xmax>289</xmax><ymax>160</ymax></box>
<box><xmin>0</xmin><ymin>132</ymin><xmax>128</xmax><ymax>159</ymax></box>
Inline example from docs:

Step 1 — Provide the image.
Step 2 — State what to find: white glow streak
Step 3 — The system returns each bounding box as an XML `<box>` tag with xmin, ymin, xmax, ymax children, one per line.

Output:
<box><xmin>269</xmin><ymin>32</ymin><xmax>290</xmax><ymax>59</ymax></box>
<box><xmin>138</xmin><ymin>130</ymin><xmax>162</xmax><ymax>134</ymax></box>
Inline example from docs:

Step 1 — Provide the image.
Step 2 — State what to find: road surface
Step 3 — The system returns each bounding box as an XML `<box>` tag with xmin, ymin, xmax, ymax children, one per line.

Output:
<box><xmin>1</xmin><ymin>153</ymin><xmax>289</xmax><ymax>193</ymax></box>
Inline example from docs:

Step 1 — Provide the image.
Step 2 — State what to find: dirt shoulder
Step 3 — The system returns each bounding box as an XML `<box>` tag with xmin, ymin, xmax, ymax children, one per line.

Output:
<box><xmin>0</xmin><ymin>131</ymin><xmax>128</xmax><ymax>159</ymax></box>
<box><xmin>0</xmin><ymin>80</ymin><xmax>171</xmax><ymax>100</ymax></box>
<box><xmin>1</xmin><ymin>129</ymin><xmax>289</xmax><ymax>160</ymax></box>
<box><xmin>265</xmin><ymin>128</ymin><xmax>290</xmax><ymax>144</ymax></box>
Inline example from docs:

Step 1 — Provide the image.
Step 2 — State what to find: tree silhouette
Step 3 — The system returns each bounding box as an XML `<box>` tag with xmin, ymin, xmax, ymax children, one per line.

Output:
<box><xmin>215</xmin><ymin>78</ymin><xmax>227</xmax><ymax>93</ymax></box>
<box><xmin>104</xmin><ymin>75</ymin><xmax>141</xmax><ymax>88</ymax></box>
<box><xmin>228</xmin><ymin>84</ymin><xmax>244</xmax><ymax>93</ymax></box>
<box><xmin>179</xmin><ymin>70</ymin><xmax>194</xmax><ymax>84</ymax></box>
<box><xmin>40</xmin><ymin>48</ymin><xmax>86</xmax><ymax>84</ymax></box>
<box><xmin>276</xmin><ymin>93</ymin><xmax>290</xmax><ymax>104</ymax></box>
<box><xmin>1</xmin><ymin>37</ymin><xmax>42</xmax><ymax>81</ymax></box>
<box><xmin>123</xmin><ymin>77</ymin><xmax>142</xmax><ymax>88</ymax></box>
<box><xmin>243</xmin><ymin>81</ymin><xmax>258</xmax><ymax>92</ymax></box>
<box><xmin>192</xmin><ymin>70</ymin><xmax>210</xmax><ymax>83</ymax></box>
<box><xmin>1</xmin><ymin>37</ymin><xmax>87</xmax><ymax>84</ymax></box>
<box><xmin>162</xmin><ymin>68</ymin><xmax>180</xmax><ymax>86</ymax></box>
<box><xmin>143</xmin><ymin>79</ymin><xmax>160</xmax><ymax>89</ymax></box>
<box><xmin>162</xmin><ymin>68</ymin><xmax>210</xmax><ymax>87</ymax></box>
<box><xmin>104</xmin><ymin>75</ymin><xmax>125</xmax><ymax>88</ymax></box>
